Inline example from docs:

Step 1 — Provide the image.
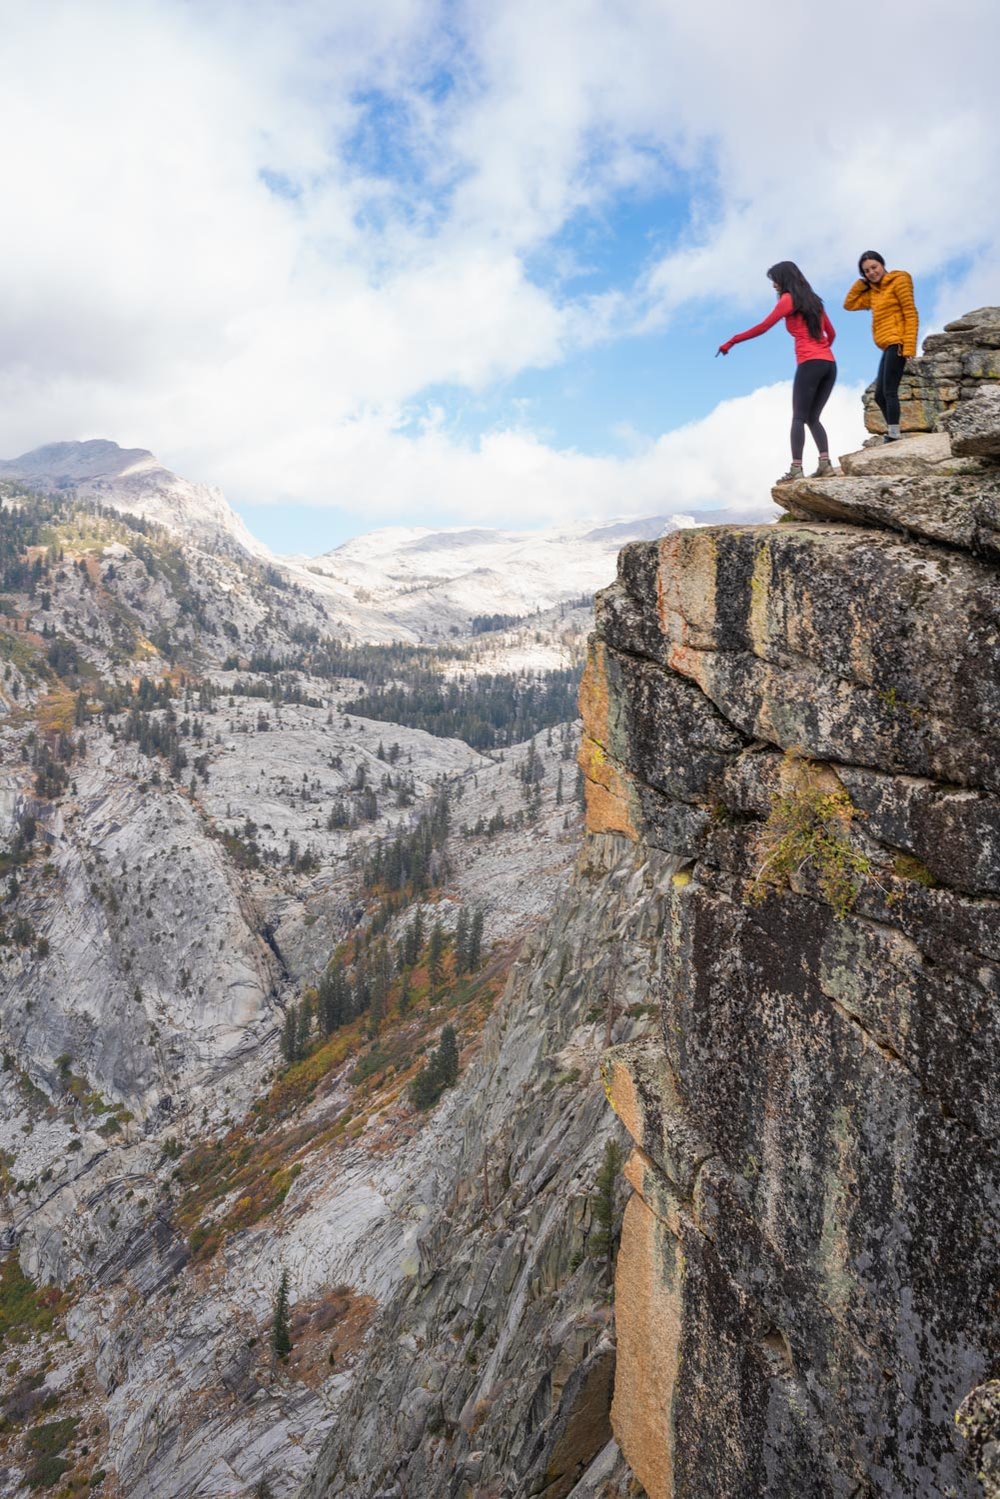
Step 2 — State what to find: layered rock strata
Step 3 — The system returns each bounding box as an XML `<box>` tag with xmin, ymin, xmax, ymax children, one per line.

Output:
<box><xmin>862</xmin><ymin>304</ymin><xmax>1000</xmax><ymax>435</ymax></box>
<box><xmin>584</xmin><ymin>341</ymin><xmax>1000</xmax><ymax>1496</ymax></box>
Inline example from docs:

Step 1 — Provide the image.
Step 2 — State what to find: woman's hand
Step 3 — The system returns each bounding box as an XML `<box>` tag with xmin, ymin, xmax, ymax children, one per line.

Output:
<box><xmin>716</xmin><ymin>342</ymin><xmax>731</xmax><ymax>357</ymax></box>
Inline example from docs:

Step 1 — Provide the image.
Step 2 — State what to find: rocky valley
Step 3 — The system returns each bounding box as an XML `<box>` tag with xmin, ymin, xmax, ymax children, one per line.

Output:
<box><xmin>1</xmin><ymin>310</ymin><xmax>998</xmax><ymax>1499</ymax></box>
<box><xmin>0</xmin><ymin>448</ymin><xmax>625</xmax><ymax>1497</ymax></box>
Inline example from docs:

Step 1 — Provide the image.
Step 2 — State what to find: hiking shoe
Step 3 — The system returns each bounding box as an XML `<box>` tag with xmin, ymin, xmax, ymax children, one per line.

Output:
<box><xmin>811</xmin><ymin>458</ymin><xmax>835</xmax><ymax>477</ymax></box>
<box><xmin>882</xmin><ymin>434</ymin><xmax>901</xmax><ymax>444</ymax></box>
<box><xmin>775</xmin><ymin>466</ymin><xmax>804</xmax><ymax>484</ymax></box>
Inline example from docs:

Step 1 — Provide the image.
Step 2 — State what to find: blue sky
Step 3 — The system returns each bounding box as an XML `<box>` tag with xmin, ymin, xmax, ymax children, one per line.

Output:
<box><xmin>0</xmin><ymin>0</ymin><xmax>997</xmax><ymax>555</ymax></box>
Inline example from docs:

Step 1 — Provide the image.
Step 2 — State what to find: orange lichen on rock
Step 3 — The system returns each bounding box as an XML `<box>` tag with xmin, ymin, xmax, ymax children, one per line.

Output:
<box><xmin>578</xmin><ymin>735</ymin><xmax>638</xmax><ymax>840</ymax></box>
<box><xmin>656</xmin><ymin>530</ymin><xmax>719</xmax><ymax>649</ymax></box>
<box><xmin>578</xmin><ymin>639</ymin><xmax>638</xmax><ymax>839</ymax></box>
<box><xmin>602</xmin><ymin>1049</ymin><xmax>645</xmax><ymax>1148</ymax></box>
<box><xmin>578</xmin><ymin>639</ymin><xmax>612</xmax><ymax>745</ymax></box>
<box><xmin>611</xmin><ymin>1188</ymin><xmax>684</xmax><ymax>1499</ymax></box>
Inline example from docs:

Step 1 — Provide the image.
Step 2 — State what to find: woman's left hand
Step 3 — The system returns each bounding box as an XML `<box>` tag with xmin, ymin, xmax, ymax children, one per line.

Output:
<box><xmin>716</xmin><ymin>343</ymin><xmax>731</xmax><ymax>357</ymax></box>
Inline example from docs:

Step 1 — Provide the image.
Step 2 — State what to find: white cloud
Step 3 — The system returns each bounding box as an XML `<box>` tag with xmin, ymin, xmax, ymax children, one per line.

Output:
<box><xmin>0</xmin><ymin>0</ymin><xmax>993</xmax><ymax>533</ymax></box>
<box><xmin>634</xmin><ymin>0</ymin><xmax>1000</xmax><ymax>322</ymax></box>
<box><xmin>198</xmin><ymin>379</ymin><xmax>867</xmax><ymax>536</ymax></box>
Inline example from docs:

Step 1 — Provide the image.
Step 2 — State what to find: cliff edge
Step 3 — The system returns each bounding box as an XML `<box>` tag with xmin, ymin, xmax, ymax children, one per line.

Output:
<box><xmin>584</xmin><ymin>311</ymin><xmax>1000</xmax><ymax>1498</ymax></box>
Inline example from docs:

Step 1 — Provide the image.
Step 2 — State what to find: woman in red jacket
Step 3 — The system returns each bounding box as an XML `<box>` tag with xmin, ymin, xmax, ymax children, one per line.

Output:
<box><xmin>718</xmin><ymin>261</ymin><xmax>837</xmax><ymax>482</ymax></box>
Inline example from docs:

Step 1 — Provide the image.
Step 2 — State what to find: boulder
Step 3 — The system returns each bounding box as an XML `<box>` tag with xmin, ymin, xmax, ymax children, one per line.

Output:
<box><xmin>838</xmin><ymin>430</ymin><xmax>980</xmax><ymax>476</ymax></box>
<box><xmin>946</xmin><ymin>382</ymin><xmax>1000</xmax><ymax>458</ymax></box>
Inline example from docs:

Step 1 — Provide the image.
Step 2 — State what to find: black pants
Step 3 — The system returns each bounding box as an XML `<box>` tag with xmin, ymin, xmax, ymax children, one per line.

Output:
<box><xmin>791</xmin><ymin>359</ymin><xmax>837</xmax><ymax>461</ymax></box>
<box><xmin>874</xmin><ymin>344</ymin><xmax>906</xmax><ymax>427</ymax></box>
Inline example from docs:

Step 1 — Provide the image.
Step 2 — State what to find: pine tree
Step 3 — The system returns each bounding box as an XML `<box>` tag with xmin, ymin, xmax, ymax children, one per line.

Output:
<box><xmin>437</xmin><ymin>1024</ymin><xmax>459</xmax><ymax>1087</ymax></box>
<box><xmin>409</xmin><ymin>908</ymin><xmax>425</xmax><ymax>964</ymax></box>
<box><xmin>468</xmin><ymin>909</ymin><xmax>484</xmax><ymax>970</ymax></box>
<box><xmin>369</xmin><ymin>940</ymin><xmax>390</xmax><ymax>1034</ymax></box>
<box><xmin>428</xmin><ymin>920</ymin><xmax>445</xmax><ymax>992</ymax></box>
<box><xmin>454</xmin><ymin>908</ymin><xmax>469</xmax><ymax>974</ymax></box>
<box><xmin>318</xmin><ymin>965</ymin><xmax>349</xmax><ymax>1034</ymax></box>
<box><xmin>271</xmin><ymin>1269</ymin><xmax>292</xmax><ymax>1361</ymax></box>
<box><xmin>295</xmin><ymin>997</ymin><xmax>312</xmax><ymax>1057</ymax></box>
<box><xmin>556</xmin><ymin>768</ymin><xmax>563</xmax><ymax>805</ymax></box>
<box><xmin>409</xmin><ymin>1023</ymin><xmax>460</xmax><ymax>1110</ymax></box>
<box><xmin>353</xmin><ymin>958</ymin><xmax>371</xmax><ymax>1016</ymax></box>
<box><xmin>410</xmin><ymin>1058</ymin><xmax>440</xmax><ymax>1110</ymax></box>
<box><xmin>590</xmin><ymin>1137</ymin><xmax>625</xmax><ymax>1284</ymax></box>
<box><xmin>398</xmin><ymin>971</ymin><xmax>412</xmax><ymax>1015</ymax></box>
<box><xmin>280</xmin><ymin>1005</ymin><xmax>299</xmax><ymax>1064</ymax></box>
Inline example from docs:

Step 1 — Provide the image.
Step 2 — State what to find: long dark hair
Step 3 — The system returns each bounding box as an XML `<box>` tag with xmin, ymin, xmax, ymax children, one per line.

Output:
<box><xmin>767</xmin><ymin>261</ymin><xmax>824</xmax><ymax>340</ymax></box>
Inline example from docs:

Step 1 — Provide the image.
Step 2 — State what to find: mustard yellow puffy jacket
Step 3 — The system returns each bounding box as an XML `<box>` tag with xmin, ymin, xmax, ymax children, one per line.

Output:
<box><xmin>843</xmin><ymin>270</ymin><xmax>919</xmax><ymax>358</ymax></box>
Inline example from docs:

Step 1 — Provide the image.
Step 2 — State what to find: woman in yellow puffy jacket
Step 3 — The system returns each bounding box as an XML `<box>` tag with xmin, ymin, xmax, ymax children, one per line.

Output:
<box><xmin>844</xmin><ymin>251</ymin><xmax>919</xmax><ymax>442</ymax></box>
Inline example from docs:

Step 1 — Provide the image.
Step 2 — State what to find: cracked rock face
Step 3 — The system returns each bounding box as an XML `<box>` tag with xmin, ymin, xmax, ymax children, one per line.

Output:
<box><xmin>947</xmin><ymin>383</ymin><xmax>1000</xmax><ymax>458</ymax></box>
<box><xmin>583</xmin><ymin>354</ymin><xmax>1000</xmax><ymax>1496</ymax></box>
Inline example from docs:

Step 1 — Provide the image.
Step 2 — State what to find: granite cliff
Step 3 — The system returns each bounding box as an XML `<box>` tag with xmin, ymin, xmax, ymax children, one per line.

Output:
<box><xmin>582</xmin><ymin>311</ymin><xmax>1000</xmax><ymax>1498</ymax></box>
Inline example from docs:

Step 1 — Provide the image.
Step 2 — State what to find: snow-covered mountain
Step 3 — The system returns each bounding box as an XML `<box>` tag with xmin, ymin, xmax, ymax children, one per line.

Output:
<box><xmin>0</xmin><ymin>440</ymin><xmax>266</xmax><ymax>558</ymax></box>
<box><xmin>294</xmin><ymin>514</ymin><xmax>686</xmax><ymax>637</ymax></box>
<box><xmin>1</xmin><ymin>438</ymin><xmax>774</xmax><ymax>643</ymax></box>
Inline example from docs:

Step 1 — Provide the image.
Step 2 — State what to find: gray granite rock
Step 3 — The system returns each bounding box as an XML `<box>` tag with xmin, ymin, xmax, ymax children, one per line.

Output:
<box><xmin>946</xmin><ymin>382</ymin><xmax>1000</xmax><ymax>457</ymax></box>
<box><xmin>772</xmin><ymin>469</ymin><xmax>1000</xmax><ymax>559</ymax></box>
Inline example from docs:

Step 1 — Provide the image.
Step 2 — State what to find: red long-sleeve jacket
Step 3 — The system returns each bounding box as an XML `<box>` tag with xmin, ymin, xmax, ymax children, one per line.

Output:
<box><xmin>721</xmin><ymin>293</ymin><xmax>836</xmax><ymax>363</ymax></box>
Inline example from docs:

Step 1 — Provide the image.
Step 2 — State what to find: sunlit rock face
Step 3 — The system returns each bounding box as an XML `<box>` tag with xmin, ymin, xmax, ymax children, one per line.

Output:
<box><xmin>585</xmin><ymin>316</ymin><xmax>1000</xmax><ymax>1498</ymax></box>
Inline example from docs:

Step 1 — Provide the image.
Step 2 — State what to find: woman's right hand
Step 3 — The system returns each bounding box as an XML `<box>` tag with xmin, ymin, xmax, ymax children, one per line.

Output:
<box><xmin>716</xmin><ymin>343</ymin><xmax>731</xmax><ymax>356</ymax></box>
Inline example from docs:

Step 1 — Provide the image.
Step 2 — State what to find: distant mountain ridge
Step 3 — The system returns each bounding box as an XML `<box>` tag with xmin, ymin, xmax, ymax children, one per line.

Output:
<box><xmin>0</xmin><ymin>438</ymin><xmax>266</xmax><ymax>559</ymax></box>
<box><xmin>1</xmin><ymin>437</ymin><xmax>775</xmax><ymax>642</ymax></box>
<box><xmin>298</xmin><ymin>513</ymin><xmax>697</xmax><ymax>638</ymax></box>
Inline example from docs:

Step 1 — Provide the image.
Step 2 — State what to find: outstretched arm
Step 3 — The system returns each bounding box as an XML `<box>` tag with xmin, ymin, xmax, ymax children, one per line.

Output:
<box><xmin>843</xmin><ymin>279</ymin><xmax>872</xmax><ymax>311</ymax></box>
<box><xmin>718</xmin><ymin>293</ymin><xmax>792</xmax><ymax>355</ymax></box>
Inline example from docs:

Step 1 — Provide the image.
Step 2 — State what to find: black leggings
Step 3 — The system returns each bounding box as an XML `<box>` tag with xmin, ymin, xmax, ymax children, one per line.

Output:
<box><xmin>791</xmin><ymin>359</ymin><xmax>837</xmax><ymax>461</ymax></box>
<box><xmin>874</xmin><ymin>345</ymin><xmax>906</xmax><ymax>427</ymax></box>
